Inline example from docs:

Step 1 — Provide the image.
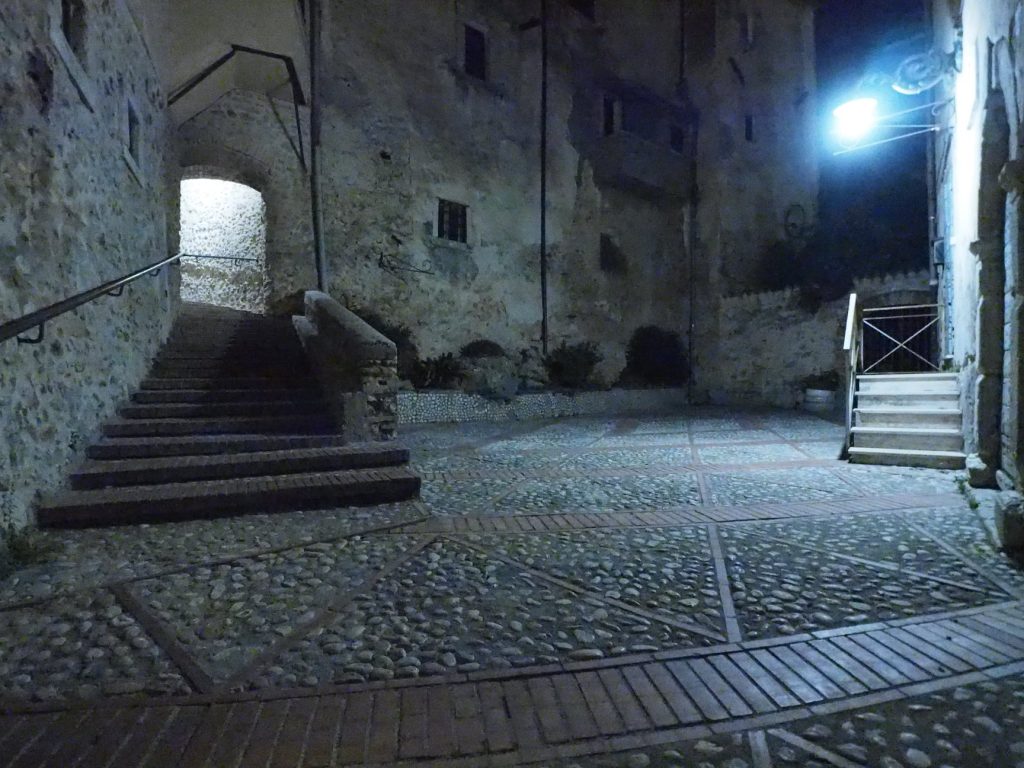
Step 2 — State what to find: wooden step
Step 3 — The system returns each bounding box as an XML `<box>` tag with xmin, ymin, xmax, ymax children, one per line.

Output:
<box><xmin>848</xmin><ymin>446</ymin><xmax>966</xmax><ymax>470</ymax></box>
<box><xmin>39</xmin><ymin>467</ymin><xmax>421</xmax><ymax>528</ymax></box>
<box><xmin>70</xmin><ymin>444</ymin><xmax>409</xmax><ymax>489</ymax></box>
<box><xmin>87</xmin><ymin>434</ymin><xmax>350</xmax><ymax>460</ymax></box>
<box><xmin>102</xmin><ymin>415</ymin><xmax>336</xmax><ymax>438</ymax></box>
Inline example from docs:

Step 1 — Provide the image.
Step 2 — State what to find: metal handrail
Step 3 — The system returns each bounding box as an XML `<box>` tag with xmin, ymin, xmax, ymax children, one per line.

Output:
<box><xmin>0</xmin><ymin>253</ymin><xmax>182</xmax><ymax>346</ymax></box>
<box><xmin>182</xmin><ymin>253</ymin><xmax>259</xmax><ymax>264</ymax></box>
<box><xmin>841</xmin><ymin>293</ymin><xmax>859</xmax><ymax>459</ymax></box>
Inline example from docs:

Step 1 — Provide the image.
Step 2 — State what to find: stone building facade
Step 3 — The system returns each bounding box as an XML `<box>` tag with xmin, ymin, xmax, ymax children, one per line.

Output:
<box><xmin>931</xmin><ymin>0</ymin><xmax>1024</xmax><ymax>488</ymax></box>
<box><xmin>0</xmin><ymin>0</ymin><xmax>819</xmax><ymax>528</ymax></box>
<box><xmin>0</xmin><ymin>0</ymin><xmax>175</xmax><ymax>529</ymax></box>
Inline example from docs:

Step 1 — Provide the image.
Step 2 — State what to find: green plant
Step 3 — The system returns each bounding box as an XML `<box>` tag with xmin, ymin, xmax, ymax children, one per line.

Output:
<box><xmin>355</xmin><ymin>309</ymin><xmax>420</xmax><ymax>381</ymax></box>
<box><xmin>413</xmin><ymin>353</ymin><xmax>465</xmax><ymax>389</ymax></box>
<box><xmin>544</xmin><ymin>341</ymin><xmax>602</xmax><ymax>389</ymax></box>
<box><xmin>800</xmin><ymin>370</ymin><xmax>840</xmax><ymax>391</ymax></box>
<box><xmin>1</xmin><ymin>525</ymin><xmax>59</xmax><ymax>573</ymax></box>
<box><xmin>459</xmin><ymin>339</ymin><xmax>506</xmax><ymax>359</ymax></box>
<box><xmin>620</xmin><ymin>326</ymin><xmax>689</xmax><ymax>386</ymax></box>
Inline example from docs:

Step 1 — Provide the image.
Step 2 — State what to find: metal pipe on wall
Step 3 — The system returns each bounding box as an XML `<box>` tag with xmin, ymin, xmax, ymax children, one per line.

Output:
<box><xmin>539</xmin><ymin>0</ymin><xmax>549</xmax><ymax>355</ymax></box>
<box><xmin>308</xmin><ymin>0</ymin><xmax>327</xmax><ymax>292</ymax></box>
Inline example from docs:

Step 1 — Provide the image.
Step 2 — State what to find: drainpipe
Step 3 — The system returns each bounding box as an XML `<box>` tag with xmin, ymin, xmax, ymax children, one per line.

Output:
<box><xmin>539</xmin><ymin>0</ymin><xmax>549</xmax><ymax>355</ymax></box>
<box><xmin>686</xmin><ymin>118</ymin><xmax>700</xmax><ymax>404</ymax></box>
<box><xmin>308</xmin><ymin>0</ymin><xmax>327</xmax><ymax>292</ymax></box>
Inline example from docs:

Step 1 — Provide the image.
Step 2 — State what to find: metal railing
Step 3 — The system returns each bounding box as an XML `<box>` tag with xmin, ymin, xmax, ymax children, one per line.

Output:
<box><xmin>181</xmin><ymin>252</ymin><xmax>259</xmax><ymax>266</ymax></box>
<box><xmin>841</xmin><ymin>296</ymin><xmax>942</xmax><ymax>457</ymax></box>
<box><xmin>860</xmin><ymin>304</ymin><xmax>940</xmax><ymax>373</ymax></box>
<box><xmin>0</xmin><ymin>253</ymin><xmax>181</xmax><ymax>346</ymax></box>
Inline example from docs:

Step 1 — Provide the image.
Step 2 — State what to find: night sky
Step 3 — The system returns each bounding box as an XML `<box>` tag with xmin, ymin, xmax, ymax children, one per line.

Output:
<box><xmin>815</xmin><ymin>0</ymin><xmax>930</xmax><ymax>277</ymax></box>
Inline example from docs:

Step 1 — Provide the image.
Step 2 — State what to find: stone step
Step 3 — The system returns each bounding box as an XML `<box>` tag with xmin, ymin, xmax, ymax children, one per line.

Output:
<box><xmin>87</xmin><ymin>434</ymin><xmax>350</xmax><ymax>460</ymax></box>
<box><xmin>854</xmin><ymin>407</ymin><xmax>963</xmax><ymax>429</ymax></box>
<box><xmin>149</xmin><ymin>366</ymin><xmax>309</xmax><ymax>379</ymax></box>
<box><xmin>102</xmin><ymin>415</ymin><xmax>336</xmax><ymax>438</ymax></box>
<box><xmin>850</xmin><ymin>426</ymin><xmax>964</xmax><ymax>452</ymax></box>
<box><xmin>39</xmin><ymin>467</ymin><xmax>421</xmax><ymax>528</ymax></box>
<box><xmin>119</xmin><ymin>401</ymin><xmax>328</xmax><ymax>419</ymax></box>
<box><xmin>856</xmin><ymin>391</ymin><xmax>960</xmax><ymax>408</ymax></box>
<box><xmin>848</xmin><ymin>446</ymin><xmax>966</xmax><ymax>469</ymax></box>
<box><xmin>140</xmin><ymin>377</ymin><xmax>313</xmax><ymax>390</ymax></box>
<box><xmin>857</xmin><ymin>374</ymin><xmax>959</xmax><ymax>395</ymax></box>
<box><xmin>131</xmin><ymin>389</ymin><xmax>323</xmax><ymax>404</ymax></box>
<box><xmin>70</xmin><ymin>444</ymin><xmax>409</xmax><ymax>489</ymax></box>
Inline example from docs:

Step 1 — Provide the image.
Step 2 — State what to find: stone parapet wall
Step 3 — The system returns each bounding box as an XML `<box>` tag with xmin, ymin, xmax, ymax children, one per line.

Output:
<box><xmin>0</xmin><ymin>0</ymin><xmax>174</xmax><ymax>529</ymax></box>
<box><xmin>398</xmin><ymin>389</ymin><xmax>688</xmax><ymax>424</ymax></box>
<box><xmin>294</xmin><ymin>291</ymin><xmax>399</xmax><ymax>441</ymax></box>
<box><xmin>708</xmin><ymin>270</ymin><xmax>932</xmax><ymax>407</ymax></box>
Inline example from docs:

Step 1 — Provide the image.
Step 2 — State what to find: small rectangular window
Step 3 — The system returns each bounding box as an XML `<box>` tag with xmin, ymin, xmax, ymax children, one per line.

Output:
<box><xmin>603</xmin><ymin>96</ymin><xmax>617</xmax><ymax>136</ymax></box>
<box><xmin>738</xmin><ymin>12</ymin><xmax>754</xmax><ymax>50</ymax></box>
<box><xmin>568</xmin><ymin>0</ymin><xmax>596</xmax><ymax>19</ymax></box>
<box><xmin>127</xmin><ymin>100</ymin><xmax>141</xmax><ymax>163</ymax></box>
<box><xmin>61</xmin><ymin>0</ymin><xmax>87</xmax><ymax>59</ymax></box>
<box><xmin>685</xmin><ymin>0</ymin><xmax>716</xmax><ymax>68</ymax></box>
<box><xmin>438</xmin><ymin>199</ymin><xmax>468</xmax><ymax>243</ymax></box>
<box><xmin>464</xmin><ymin>25</ymin><xmax>487</xmax><ymax>80</ymax></box>
<box><xmin>744</xmin><ymin>114</ymin><xmax>754</xmax><ymax>142</ymax></box>
<box><xmin>670</xmin><ymin>125</ymin><xmax>686</xmax><ymax>153</ymax></box>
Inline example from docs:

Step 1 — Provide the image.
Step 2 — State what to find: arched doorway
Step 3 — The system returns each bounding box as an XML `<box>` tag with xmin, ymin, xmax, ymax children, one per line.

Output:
<box><xmin>179</xmin><ymin>173</ymin><xmax>269</xmax><ymax>313</ymax></box>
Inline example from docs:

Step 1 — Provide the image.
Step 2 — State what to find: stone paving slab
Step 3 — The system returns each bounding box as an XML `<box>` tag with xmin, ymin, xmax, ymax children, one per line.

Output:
<box><xmin>2</xmin><ymin>409</ymin><xmax>1021</xmax><ymax>766</ymax></box>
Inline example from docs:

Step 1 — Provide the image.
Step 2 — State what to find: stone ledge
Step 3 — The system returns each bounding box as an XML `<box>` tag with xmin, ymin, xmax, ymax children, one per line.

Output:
<box><xmin>399</xmin><ymin>388</ymin><xmax>689</xmax><ymax>424</ymax></box>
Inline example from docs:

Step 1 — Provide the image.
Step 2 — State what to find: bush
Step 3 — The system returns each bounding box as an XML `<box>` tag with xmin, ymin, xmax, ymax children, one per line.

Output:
<box><xmin>1</xmin><ymin>525</ymin><xmax>59</xmax><ymax>578</ymax></box>
<box><xmin>460</xmin><ymin>339</ymin><xmax>506</xmax><ymax>359</ymax></box>
<box><xmin>544</xmin><ymin>341</ymin><xmax>602</xmax><ymax>389</ymax></box>
<box><xmin>620</xmin><ymin>326</ymin><xmax>690</xmax><ymax>386</ymax></box>
<box><xmin>355</xmin><ymin>309</ymin><xmax>420</xmax><ymax>381</ymax></box>
<box><xmin>412</xmin><ymin>353</ymin><xmax>465</xmax><ymax>389</ymax></box>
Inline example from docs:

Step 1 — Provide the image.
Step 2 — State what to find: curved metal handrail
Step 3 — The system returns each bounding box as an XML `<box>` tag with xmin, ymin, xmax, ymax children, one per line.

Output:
<box><xmin>0</xmin><ymin>253</ymin><xmax>182</xmax><ymax>346</ymax></box>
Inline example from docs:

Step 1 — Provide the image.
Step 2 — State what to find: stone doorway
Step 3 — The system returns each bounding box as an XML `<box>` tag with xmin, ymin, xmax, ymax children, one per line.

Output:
<box><xmin>179</xmin><ymin>174</ymin><xmax>269</xmax><ymax>313</ymax></box>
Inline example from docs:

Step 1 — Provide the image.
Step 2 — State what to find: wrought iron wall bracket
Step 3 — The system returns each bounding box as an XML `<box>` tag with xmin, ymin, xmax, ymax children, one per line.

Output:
<box><xmin>17</xmin><ymin>324</ymin><xmax>45</xmax><ymax>345</ymax></box>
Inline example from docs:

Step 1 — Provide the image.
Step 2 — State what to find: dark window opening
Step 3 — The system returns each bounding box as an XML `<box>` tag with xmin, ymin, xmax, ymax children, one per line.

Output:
<box><xmin>738</xmin><ymin>12</ymin><xmax>754</xmax><ymax>50</ymax></box>
<box><xmin>670</xmin><ymin>125</ymin><xmax>686</xmax><ymax>154</ymax></box>
<box><xmin>684</xmin><ymin>0</ymin><xmax>716</xmax><ymax>69</ymax></box>
<box><xmin>127</xmin><ymin>100</ymin><xmax>140</xmax><ymax>163</ymax></box>
<box><xmin>603</xmin><ymin>96</ymin><xmax>617</xmax><ymax>136</ymax></box>
<box><xmin>464</xmin><ymin>25</ymin><xmax>487</xmax><ymax>80</ymax></box>
<box><xmin>438</xmin><ymin>199</ymin><xmax>468</xmax><ymax>243</ymax></box>
<box><xmin>568</xmin><ymin>0</ymin><xmax>596</xmax><ymax>19</ymax></box>
<box><xmin>599</xmin><ymin>233</ymin><xmax>627</xmax><ymax>275</ymax></box>
<box><xmin>744</xmin><ymin>114</ymin><xmax>754</xmax><ymax>142</ymax></box>
<box><xmin>61</xmin><ymin>0</ymin><xmax>87</xmax><ymax>59</ymax></box>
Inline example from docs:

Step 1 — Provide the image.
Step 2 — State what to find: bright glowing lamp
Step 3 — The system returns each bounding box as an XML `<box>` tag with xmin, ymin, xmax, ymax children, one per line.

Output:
<box><xmin>833</xmin><ymin>98</ymin><xmax>879</xmax><ymax>144</ymax></box>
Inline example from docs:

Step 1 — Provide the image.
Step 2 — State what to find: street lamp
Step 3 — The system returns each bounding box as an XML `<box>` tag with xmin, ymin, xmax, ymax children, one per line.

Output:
<box><xmin>833</xmin><ymin>97</ymin><xmax>879</xmax><ymax>144</ymax></box>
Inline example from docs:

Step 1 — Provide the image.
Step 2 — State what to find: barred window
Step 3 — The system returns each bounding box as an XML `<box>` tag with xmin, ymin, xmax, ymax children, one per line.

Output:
<box><xmin>61</xmin><ymin>0</ymin><xmax>87</xmax><ymax>59</ymax></box>
<box><xmin>437</xmin><ymin>199</ymin><xmax>468</xmax><ymax>243</ymax></box>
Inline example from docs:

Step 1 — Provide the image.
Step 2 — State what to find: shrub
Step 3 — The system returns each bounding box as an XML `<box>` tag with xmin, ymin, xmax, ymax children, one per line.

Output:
<box><xmin>1</xmin><ymin>525</ymin><xmax>59</xmax><ymax>578</ymax></box>
<box><xmin>355</xmin><ymin>309</ymin><xmax>420</xmax><ymax>381</ymax></box>
<box><xmin>412</xmin><ymin>353</ymin><xmax>465</xmax><ymax>389</ymax></box>
<box><xmin>544</xmin><ymin>341</ymin><xmax>602</xmax><ymax>389</ymax></box>
<box><xmin>621</xmin><ymin>326</ymin><xmax>689</xmax><ymax>386</ymax></box>
<box><xmin>460</xmin><ymin>339</ymin><xmax>506</xmax><ymax>359</ymax></box>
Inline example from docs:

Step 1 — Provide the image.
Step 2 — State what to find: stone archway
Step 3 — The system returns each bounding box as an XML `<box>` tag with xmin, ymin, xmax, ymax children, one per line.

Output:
<box><xmin>179</xmin><ymin>169</ymin><xmax>269</xmax><ymax>313</ymax></box>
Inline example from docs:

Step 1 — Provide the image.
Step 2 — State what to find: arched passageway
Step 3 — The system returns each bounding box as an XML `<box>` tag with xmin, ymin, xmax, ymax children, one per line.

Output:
<box><xmin>179</xmin><ymin>176</ymin><xmax>269</xmax><ymax>313</ymax></box>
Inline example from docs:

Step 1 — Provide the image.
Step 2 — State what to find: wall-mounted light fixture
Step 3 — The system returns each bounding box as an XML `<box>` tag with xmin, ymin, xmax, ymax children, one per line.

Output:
<box><xmin>831</xmin><ymin>34</ymin><xmax>961</xmax><ymax>155</ymax></box>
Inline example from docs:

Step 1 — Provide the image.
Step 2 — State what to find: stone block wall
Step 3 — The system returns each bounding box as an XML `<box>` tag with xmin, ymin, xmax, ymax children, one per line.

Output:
<box><xmin>0</xmin><ymin>0</ymin><xmax>174</xmax><ymax>528</ymax></box>
<box><xmin>707</xmin><ymin>270</ymin><xmax>932</xmax><ymax>407</ymax></box>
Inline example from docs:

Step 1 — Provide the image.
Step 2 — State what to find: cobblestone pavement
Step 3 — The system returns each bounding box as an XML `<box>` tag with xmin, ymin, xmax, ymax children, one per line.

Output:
<box><xmin>2</xmin><ymin>408</ymin><xmax>1024</xmax><ymax>767</ymax></box>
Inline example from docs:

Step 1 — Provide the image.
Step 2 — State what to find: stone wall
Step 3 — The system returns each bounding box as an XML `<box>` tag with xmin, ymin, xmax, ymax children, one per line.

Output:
<box><xmin>179</xmin><ymin>177</ymin><xmax>267</xmax><ymax>313</ymax></box>
<box><xmin>175</xmin><ymin>0</ymin><xmax>708</xmax><ymax>383</ymax></box>
<box><xmin>708</xmin><ymin>270</ymin><xmax>933</xmax><ymax>407</ymax></box>
<box><xmin>932</xmin><ymin>0</ymin><xmax>1024</xmax><ymax>486</ymax></box>
<box><xmin>0</xmin><ymin>0</ymin><xmax>174</xmax><ymax>528</ymax></box>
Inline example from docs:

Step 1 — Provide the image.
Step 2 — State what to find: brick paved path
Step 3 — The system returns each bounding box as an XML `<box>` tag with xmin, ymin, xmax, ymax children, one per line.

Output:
<box><xmin>2</xmin><ymin>409</ymin><xmax>1022</xmax><ymax>767</ymax></box>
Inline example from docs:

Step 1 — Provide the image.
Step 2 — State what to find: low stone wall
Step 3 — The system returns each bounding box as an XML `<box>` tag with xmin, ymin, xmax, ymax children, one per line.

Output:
<box><xmin>709</xmin><ymin>270</ymin><xmax>933</xmax><ymax>408</ymax></box>
<box><xmin>294</xmin><ymin>291</ymin><xmax>399</xmax><ymax>441</ymax></box>
<box><xmin>398</xmin><ymin>388</ymin><xmax>688</xmax><ymax>424</ymax></box>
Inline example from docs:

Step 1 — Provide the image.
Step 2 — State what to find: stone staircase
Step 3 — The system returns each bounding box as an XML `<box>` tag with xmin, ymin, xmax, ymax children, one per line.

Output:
<box><xmin>848</xmin><ymin>372</ymin><xmax>966</xmax><ymax>469</ymax></box>
<box><xmin>38</xmin><ymin>304</ymin><xmax>420</xmax><ymax>528</ymax></box>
